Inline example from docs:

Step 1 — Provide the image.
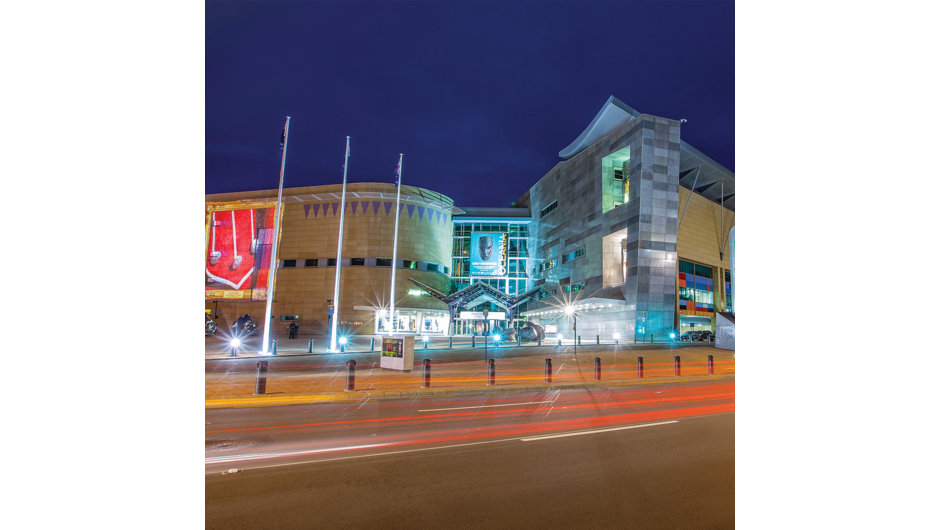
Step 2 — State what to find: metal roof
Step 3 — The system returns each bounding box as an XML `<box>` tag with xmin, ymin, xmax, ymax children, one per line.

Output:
<box><xmin>559</xmin><ymin>96</ymin><xmax>641</xmax><ymax>159</ymax></box>
<box><xmin>453</xmin><ymin>207</ymin><xmax>532</xmax><ymax>219</ymax></box>
<box><xmin>205</xmin><ymin>183</ymin><xmax>465</xmax><ymax>214</ymax></box>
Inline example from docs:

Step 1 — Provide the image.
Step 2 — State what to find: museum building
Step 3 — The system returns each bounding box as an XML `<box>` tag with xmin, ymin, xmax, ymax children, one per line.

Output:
<box><xmin>206</xmin><ymin>96</ymin><xmax>734</xmax><ymax>340</ymax></box>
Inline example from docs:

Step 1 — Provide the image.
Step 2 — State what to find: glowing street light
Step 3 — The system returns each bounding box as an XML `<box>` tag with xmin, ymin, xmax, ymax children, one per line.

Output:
<box><xmin>230</xmin><ymin>337</ymin><xmax>240</xmax><ymax>357</ymax></box>
<box><xmin>614</xmin><ymin>333</ymin><xmax>620</xmax><ymax>345</ymax></box>
<box><xmin>339</xmin><ymin>336</ymin><xmax>347</xmax><ymax>353</ymax></box>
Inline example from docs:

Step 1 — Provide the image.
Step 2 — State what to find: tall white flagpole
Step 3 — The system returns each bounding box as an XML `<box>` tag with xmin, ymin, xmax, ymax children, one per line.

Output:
<box><xmin>262</xmin><ymin>116</ymin><xmax>290</xmax><ymax>355</ymax></box>
<box><xmin>330</xmin><ymin>136</ymin><xmax>351</xmax><ymax>352</ymax></box>
<box><xmin>387</xmin><ymin>154</ymin><xmax>403</xmax><ymax>334</ymax></box>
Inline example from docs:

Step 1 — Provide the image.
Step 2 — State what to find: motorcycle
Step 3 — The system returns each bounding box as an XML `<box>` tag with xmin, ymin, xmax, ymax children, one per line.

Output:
<box><xmin>205</xmin><ymin>314</ymin><xmax>218</xmax><ymax>336</ymax></box>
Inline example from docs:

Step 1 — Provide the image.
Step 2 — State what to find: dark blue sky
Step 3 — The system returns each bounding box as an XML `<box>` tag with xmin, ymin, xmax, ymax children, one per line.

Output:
<box><xmin>206</xmin><ymin>1</ymin><xmax>734</xmax><ymax>207</ymax></box>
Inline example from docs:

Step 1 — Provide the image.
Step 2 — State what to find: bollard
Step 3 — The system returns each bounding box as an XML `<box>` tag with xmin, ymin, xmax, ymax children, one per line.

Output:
<box><xmin>254</xmin><ymin>360</ymin><xmax>268</xmax><ymax>394</ymax></box>
<box><xmin>424</xmin><ymin>339</ymin><xmax>429</xmax><ymax>349</ymax></box>
<box><xmin>272</xmin><ymin>339</ymin><xmax>278</xmax><ymax>356</ymax></box>
<box><xmin>487</xmin><ymin>358</ymin><xmax>496</xmax><ymax>386</ymax></box>
<box><xmin>421</xmin><ymin>359</ymin><xmax>431</xmax><ymax>388</ymax></box>
<box><xmin>596</xmin><ymin>335</ymin><xmax>600</xmax><ymax>345</ymax></box>
<box><xmin>708</xmin><ymin>354</ymin><xmax>714</xmax><ymax>375</ymax></box>
<box><xmin>340</xmin><ymin>340</ymin><xmax>345</xmax><ymax>353</ymax></box>
<box><xmin>578</xmin><ymin>336</ymin><xmax>581</xmax><ymax>346</ymax></box>
<box><xmin>538</xmin><ymin>335</ymin><xmax>541</xmax><ymax>346</ymax></box>
<box><xmin>594</xmin><ymin>357</ymin><xmax>601</xmax><ymax>381</ymax></box>
<box><xmin>557</xmin><ymin>337</ymin><xmax>562</xmax><ymax>346</ymax></box>
<box><xmin>472</xmin><ymin>335</ymin><xmax>476</xmax><ymax>348</ymax></box>
<box><xmin>449</xmin><ymin>337</ymin><xmax>453</xmax><ymax>349</ymax></box>
<box><xmin>308</xmin><ymin>338</ymin><xmax>313</xmax><ymax>353</ymax></box>
<box><xmin>674</xmin><ymin>355</ymin><xmax>681</xmax><ymax>376</ymax></box>
<box><xmin>517</xmin><ymin>334</ymin><xmax>521</xmax><ymax>347</ymax></box>
<box><xmin>371</xmin><ymin>337</ymin><xmax>375</xmax><ymax>351</ymax></box>
<box><xmin>544</xmin><ymin>358</ymin><xmax>552</xmax><ymax>383</ymax></box>
<box><xmin>637</xmin><ymin>356</ymin><xmax>644</xmax><ymax>378</ymax></box>
<box><xmin>650</xmin><ymin>334</ymin><xmax>653</xmax><ymax>344</ymax></box>
<box><xmin>345</xmin><ymin>359</ymin><xmax>356</xmax><ymax>391</ymax></box>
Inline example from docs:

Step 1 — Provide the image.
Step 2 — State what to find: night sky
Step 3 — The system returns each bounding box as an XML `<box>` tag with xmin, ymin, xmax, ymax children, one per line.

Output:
<box><xmin>206</xmin><ymin>1</ymin><xmax>734</xmax><ymax>207</ymax></box>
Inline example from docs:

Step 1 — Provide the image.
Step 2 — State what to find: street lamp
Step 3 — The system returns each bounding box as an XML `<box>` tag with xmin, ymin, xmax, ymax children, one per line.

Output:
<box><xmin>482</xmin><ymin>307</ymin><xmax>490</xmax><ymax>362</ymax></box>
<box><xmin>565</xmin><ymin>305</ymin><xmax>577</xmax><ymax>356</ymax></box>
<box><xmin>614</xmin><ymin>332</ymin><xmax>620</xmax><ymax>345</ymax></box>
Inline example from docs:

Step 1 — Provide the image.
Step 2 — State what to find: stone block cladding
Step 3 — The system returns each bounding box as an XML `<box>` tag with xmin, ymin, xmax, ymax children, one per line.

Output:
<box><xmin>522</xmin><ymin>114</ymin><xmax>681</xmax><ymax>341</ymax></box>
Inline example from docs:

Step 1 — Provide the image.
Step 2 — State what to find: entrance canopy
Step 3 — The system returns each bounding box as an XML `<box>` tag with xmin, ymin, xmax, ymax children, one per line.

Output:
<box><xmin>407</xmin><ymin>278</ymin><xmax>543</xmax><ymax>325</ymax></box>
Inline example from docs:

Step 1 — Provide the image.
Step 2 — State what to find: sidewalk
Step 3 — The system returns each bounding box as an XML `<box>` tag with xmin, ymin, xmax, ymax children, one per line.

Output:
<box><xmin>205</xmin><ymin>345</ymin><xmax>734</xmax><ymax>408</ymax></box>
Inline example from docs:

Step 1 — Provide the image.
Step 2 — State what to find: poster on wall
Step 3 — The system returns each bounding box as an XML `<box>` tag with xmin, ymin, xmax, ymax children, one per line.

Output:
<box><xmin>469</xmin><ymin>232</ymin><xmax>508</xmax><ymax>276</ymax></box>
<box><xmin>206</xmin><ymin>207</ymin><xmax>276</xmax><ymax>298</ymax></box>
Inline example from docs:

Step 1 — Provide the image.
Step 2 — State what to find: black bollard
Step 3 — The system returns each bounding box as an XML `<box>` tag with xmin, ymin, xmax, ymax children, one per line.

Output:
<box><xmin>637</xmin><ymin>356</ymin><xmax>644</xmax><ymax>378</ymax></box>
<box><xmin>538</xmin><ymin>335</ymin><xmax>541</xmax><ymax>346</ymax></box>
<box><xmin>472</xmin><ymin>335</ymin><xmax>476</xmax><ymax>348</ymax></box>
<box><xmin>594</xmin><ymin>357</ymin><xmax>601</xmax><ymax>381</ymax></box>
<box><xmin>422</xmin><ymin>359</ymin><xmax>431</xmax><ymax>388</ymax></box>
<box><xmin>425</xmin><ymin>338</ymin><xmax>429</xmax><ymax>349</ymax></box>
<box><xmin>449</xmin><ymin>337</ymin><xmax>453</xmax><ymax>349</ymax></box>
<box><xmin>517</xmin><ymin>334</ymin><xmax>521</xmax><ymax>347</ymax></box>
<box><xmin>272</xmin><ymin>339</ymin><xmax>278</xmax><ymax>356</ymax></box>
<box><xmin>674</xmin><ymin>355</ymin><xmax>681</xmax><ymax>376</ymax></box>
<box><xmin>578</xmin><ymin>335</ymin><xmax>581</xmax><ymax>346</ymax></box>
<box><xmin>487</xmin><ymin>358</ymin><xmax>495</xmax><ymax>386</ymax></box>
<box><xmin>254</xmin><ymin>360</ymin><xmax>268</xmax><ymax>394</ymax></box>
<box><xmin>371</xmin><ymin>337</ymin><xmax>375</xmax><ymax>351</ymax></box>
<box><xmin>544</xmin><ymin>358</ymin><xmax>552</xmax><ymax>384</ymax></box>
<box><xmin>345</xmin><ymin>359</ymin><xmax>356</xmax><ymax>391</ymax></box>
<box><xmin>308</xmin><ymin>338</ymin><xmax>313</xmax><ymax>353</ymax></box>
<box><xmin>708</xmin><ymin>354</ymin><xmax>714</xmax><ymax>375</ymax></box>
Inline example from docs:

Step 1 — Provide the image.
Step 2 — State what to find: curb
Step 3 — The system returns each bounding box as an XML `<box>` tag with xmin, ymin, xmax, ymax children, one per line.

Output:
<box><xmin>205</xmin><ymin>373</ymin><xmax>734</xmax><ymax>408</ymax></box>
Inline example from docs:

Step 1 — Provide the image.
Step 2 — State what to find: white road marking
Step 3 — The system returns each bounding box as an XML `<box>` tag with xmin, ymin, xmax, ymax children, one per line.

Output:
<box><xmin>205</xmin><ymin>443</ymin><xmax>391</xmax><ymax>464</ymax></box>
<box><xmin>418</xmin><ymin>400</ymin><xmax>555</xmax><ymax>412</ymax></box>
<box><xmin>520</xmin><ymin>421</ymin><xmax>678</xmax><ymax>441</ymax></box>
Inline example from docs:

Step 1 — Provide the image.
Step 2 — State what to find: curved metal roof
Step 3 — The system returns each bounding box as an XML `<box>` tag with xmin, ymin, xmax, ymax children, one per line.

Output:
<box><xmin>559</xmin><ymin>96</ymin><xmax>641</xmax><ymax>159</ymax></box>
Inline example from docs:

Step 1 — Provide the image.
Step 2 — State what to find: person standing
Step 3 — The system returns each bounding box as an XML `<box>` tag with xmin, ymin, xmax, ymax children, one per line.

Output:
<box><xmin>289</xmin><ymin>322</ymin><xmax>298</xmax><ymax>339</ymax></box>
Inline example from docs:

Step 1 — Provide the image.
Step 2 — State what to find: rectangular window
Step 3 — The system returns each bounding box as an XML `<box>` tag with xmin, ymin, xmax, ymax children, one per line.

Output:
<box><xmin>539</xmin><ymin>288</ymin><xmax>557</xmax><ymax>299</ymax></box>
<box><xmin>376</xmin><ymin>258</ymin><xmax>392</xmax><ymax>267</ymax></box>
<box><xmin>679</xmin><ymin>287</ymin><xmax>694</xmax><ymax>301</ymax></box>
<box><xmin>304</xmin><ymin>259</ymin><xmax>318</xmax><ymax>267</ymax></box>
<box><xmin>563</xmin><ymin>282</ymin><xmax>585</xmax><ymax>293</ymax></box>
<box><xmin>540</xmin><ymin>200</ymin><xmax>558</xmax><ymax>218</ymax></box>
<box><xmin>279</xmin><ymin>315</ymin><xmax>299</xmax><ymax>321</ymax></box>
<box><xmin>539</xmin><ymin>259</ymin><xmax>557</xmax><ymax>272</ymax></box>
<box><xmin>403</xmin><ymin>260</ymin><xmax>417</xmax><ymax>269</ymax></box>
<box><xmin>694</xmin><ymin>263</ymin><xmax>712</xmax><ymax>279</ymax></box>
<box><xmin>327</xmin><ymin>258</ymin><xmax>337</xmax><ymax>266</ymax></box>
<box><xmin>350</xmin><ymin>258</ymin><xmax>365</xmax><ymax>266</ymax></box>
<box><xmin>427</xmin><ymin>263</ymin><xmax>439</xmax><ymax>273</ymax></box>
<box><xmin>725</xmin><ymin>271</ymin><xmax>731</xmax><ymax>283</ymax></box>
<box><xmin>443</xmin><ymin>266</ymin><xmax>449</xmax><ymax>275</ymax></box>
<box><xmin>679</xmin><ymin>260</ymin><xmax>695</xmax><ymax>275</ymax></box>
<box><xmin>562</xmin><ymin>247</ymin><xmax>585</xmax><ymax>264</ymax></box>
<box><xmin>613</xmin><ymin>168</ymin><xmax>624</xmax><ymax>181</ymax></box>
<box><xmin>283</xmin><ymin>259</ymin><xmax>296</xmax><ymax>268</ymax></box>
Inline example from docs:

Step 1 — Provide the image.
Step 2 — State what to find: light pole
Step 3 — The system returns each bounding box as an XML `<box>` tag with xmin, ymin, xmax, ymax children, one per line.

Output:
<box><xmin>565</xmin><ymin>305</ymin><xmax>577</xmax><ymax>356</ymax></box>
<box><xmin>482</xmin><ymin>307</ymin><xmax>489</xmax><ymax>362</ymax></box>
<box><xmin>326</xmin><ymin>299</ymin><xmax>334</xmax><ymax>349</ymax></box>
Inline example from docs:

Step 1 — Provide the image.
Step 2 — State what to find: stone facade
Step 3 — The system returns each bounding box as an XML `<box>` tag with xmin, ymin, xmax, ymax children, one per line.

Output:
<box><xmin>205</xmin><ymin>183</ymin><xmax>455</xmax><ymax>335</ymax></box>
<box><xmin>519</xmin><ymin>114</ymin><xmax>683</xmax><ymax>341</ymax></box>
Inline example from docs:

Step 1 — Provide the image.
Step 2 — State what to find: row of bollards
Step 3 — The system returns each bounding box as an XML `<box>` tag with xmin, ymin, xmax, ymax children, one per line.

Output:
<box><xmin>256</xmin><ymin>354</ymin><xmax>719</xmax><ymax>394</ymax></box>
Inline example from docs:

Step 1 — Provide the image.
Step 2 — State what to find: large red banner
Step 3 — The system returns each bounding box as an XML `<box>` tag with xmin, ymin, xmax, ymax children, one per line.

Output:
<box><xmin>205</xmin><ymin>208</ymin><xmax>276</xmax><ymax>297</ymax></box>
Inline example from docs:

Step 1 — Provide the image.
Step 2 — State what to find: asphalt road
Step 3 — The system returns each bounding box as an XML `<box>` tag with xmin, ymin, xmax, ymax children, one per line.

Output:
<box><xmin>206</xmin><ymin>380</ymin><xmax>734</xmax><ymax>529</ymax></box>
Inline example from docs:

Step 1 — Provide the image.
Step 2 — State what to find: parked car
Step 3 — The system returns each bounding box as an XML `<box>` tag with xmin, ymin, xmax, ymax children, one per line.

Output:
<box><xmin>679</xmin><ymin>331</ymin><xmax>704</xmax><ymax>342</ymax></box>
<box><xmin>205</xmin><ymin>314</ymin><xmax>218</xmax><ymax>336</ymax></box>
<box><xmin>699</xmin><ymin>330</ymin><xmax>714</xmax><ymax>341</ymax></box>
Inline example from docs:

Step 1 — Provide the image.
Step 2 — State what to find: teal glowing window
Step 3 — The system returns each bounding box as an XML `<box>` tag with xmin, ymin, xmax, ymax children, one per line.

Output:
<box><xmin>562</xmin><ymin>247</ymin><xmax>585</xmax><ymax>264</ymax></box>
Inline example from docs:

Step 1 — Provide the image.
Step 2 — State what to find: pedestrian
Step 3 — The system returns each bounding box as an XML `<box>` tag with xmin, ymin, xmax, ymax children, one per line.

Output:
<box><xmin>289</xmin><ymin>322</ymin><xmax>298</xmax><ymax>339</ymax></box>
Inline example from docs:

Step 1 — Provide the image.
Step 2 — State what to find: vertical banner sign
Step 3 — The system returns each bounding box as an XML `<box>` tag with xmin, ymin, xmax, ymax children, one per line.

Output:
<box><xmin>469</xmin><ymin>232</ymin><xmax>507</xmax><ymax>276</ymax></box>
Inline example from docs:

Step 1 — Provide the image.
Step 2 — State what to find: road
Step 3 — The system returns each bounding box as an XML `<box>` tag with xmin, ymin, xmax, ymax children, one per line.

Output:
<box><xmin>206</xmin><ymin>380</ymin><xmax>734</xmax><ymax>529</ymax></box>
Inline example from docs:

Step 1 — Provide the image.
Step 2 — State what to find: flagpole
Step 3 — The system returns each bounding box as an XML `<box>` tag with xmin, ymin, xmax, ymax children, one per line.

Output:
<box><xmin>262</xmin><ymin>116</ymin><xmax>290</xmax><ymax>355</ymax></box>
<box><xmin>330</xmin><ymin>136</ymin><xmax>351</xmax><ymax>352</ymax></box>
<box><xmin>388</xmin><ymin>154</ymin><xmax>403</xmax><ymax>334</ymax></box>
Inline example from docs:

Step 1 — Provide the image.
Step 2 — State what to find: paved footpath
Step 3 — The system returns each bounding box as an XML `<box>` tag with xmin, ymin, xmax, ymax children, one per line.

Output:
<box><xmin>206</xmin><ymin>335</ymin><xmax>734</xmax><ymax>408</ymax></box>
